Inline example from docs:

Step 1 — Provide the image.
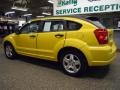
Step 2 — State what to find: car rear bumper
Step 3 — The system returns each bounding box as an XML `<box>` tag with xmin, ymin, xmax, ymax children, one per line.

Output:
<box><xmin>86</xmin><ymin>43</ymin><xmax>116</xmax><ymax>66</ymax></box>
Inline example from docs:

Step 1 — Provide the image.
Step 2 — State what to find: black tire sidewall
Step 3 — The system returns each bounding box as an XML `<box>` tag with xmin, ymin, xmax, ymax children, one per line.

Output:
<box><xmin>4</xmin><ymin>43</ymin><xmax>16</xmax><ymax>59</ymax></box>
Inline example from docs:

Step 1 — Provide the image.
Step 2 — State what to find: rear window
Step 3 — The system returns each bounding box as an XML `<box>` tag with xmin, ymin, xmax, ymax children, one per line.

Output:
<box><xmin>87</xmin><ymin>17</ymin><xmax>106</xmax><ymax>28</ymax></box>
<box><xmin>90</xmin><ymin>21</ymin><xmax>105</xmax><ymax>28</ymax></box>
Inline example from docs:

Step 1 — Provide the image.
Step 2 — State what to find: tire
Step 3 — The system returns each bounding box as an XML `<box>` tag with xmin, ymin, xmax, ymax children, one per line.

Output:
<box><xmin>4</xmin><ymin>43</ymin><xmax>17</xmax><ymax>59</ymax></box>
<box><xmin>59</xmin><ymin>50</ymin><xmax>88</xmax><ymax>77</ymax></box>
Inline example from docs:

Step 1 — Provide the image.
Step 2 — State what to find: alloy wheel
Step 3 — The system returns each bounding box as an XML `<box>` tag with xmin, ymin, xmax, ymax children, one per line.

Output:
<box><xmin>5</xmin><ymin>45</ymin><xmax>13</xmax><ymax>58</ymax></box>
<box><xmin>63</xmin><ymin>54</ymin><xmax>81</xmax><ymax>74</ymax></box>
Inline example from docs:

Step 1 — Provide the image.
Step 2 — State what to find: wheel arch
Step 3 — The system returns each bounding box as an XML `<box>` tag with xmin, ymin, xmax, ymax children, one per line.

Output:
<box><xmin>3</xmin><ymin>40</ymin><xmax>16</xmax><ymax>51</ymax></box>
<box><xmin>4</xmin><ymin>41</ymin><xmax>12</xmax><ymax>47</ymax></box>
<box><xmin>57</xmin><ymin>46</ymin><xmax>88</xmax><ymax>65</ymax></box>
<box><xmin>3</xmin><ymin>38</ymin><xmax>16</xmax><ymax>48</ymax></box>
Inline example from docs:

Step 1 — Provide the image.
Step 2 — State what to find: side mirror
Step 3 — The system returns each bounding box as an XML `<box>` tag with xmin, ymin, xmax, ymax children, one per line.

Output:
<box><xmin>15</xmin><ymin>29</ymin><xmax>20</xmax><ymax>34</ymax></box>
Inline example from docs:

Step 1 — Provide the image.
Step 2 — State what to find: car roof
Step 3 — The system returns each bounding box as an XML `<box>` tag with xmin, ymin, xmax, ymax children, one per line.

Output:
<box><xmin>30</xmin><ymin>15</ymin><xmax>100</xmax><ymax>28</ymax></box>
<box><xmin>31</xmin><ymin>15</ymin><xmax>90</xmax><ymax>22</ymax></box>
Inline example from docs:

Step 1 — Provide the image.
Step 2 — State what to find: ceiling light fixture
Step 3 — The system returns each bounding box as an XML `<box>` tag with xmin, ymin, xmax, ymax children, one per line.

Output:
<box><xmin>23</xmin><ymin>14</ymin><xmax>32</xmax><ymax>16</ymax></box>
<box><xmin>11</xmin><ymin>6</ymin><xmax>28</xmax><ymax>11</ymax></box>
<box><xmin>42</xmin><ymin>12</ymin><xmax>51</xmax><ymax>15</ymax></box>
<box><xmin>8</xmin><ymin>20</ymin><xmax>14</xmax><ymax>22</ymax></box>
<box><xmin>36</xmin><ymin>16</ymin><xmax>44</xmax><ymax>18</ymax></box>
<box><xmin>48</xmin><ymin>0</ymin><xmax>54</xmax><ymax>4</ymax></box>
<box><xmin>5</xmin><ymin>11</ymin><xmax>15</xmax><ymax>15</ymax></box>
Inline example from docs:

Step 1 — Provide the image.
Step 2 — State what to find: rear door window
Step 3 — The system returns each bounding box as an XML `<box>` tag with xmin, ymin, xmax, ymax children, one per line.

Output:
<box><xmin>51</xmin><ymin>21</ymin><xmax>64</xmax><ymax>31</ymax></box>
<box><xmin>66</xmin><ymin>21</ymin><xmax>82</xmax><ymax>30</ymax></box>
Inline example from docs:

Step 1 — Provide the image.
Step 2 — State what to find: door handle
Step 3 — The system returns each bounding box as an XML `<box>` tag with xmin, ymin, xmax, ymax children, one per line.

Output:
<box><xmin>29</xmin><ymin>35</ymin><xmax>36</xmax><ymax>38</ymax></box>
<box><xmin>55</xmin><ymin>34</ymin><xmax>64</xmax><ymax>38</ymax></box>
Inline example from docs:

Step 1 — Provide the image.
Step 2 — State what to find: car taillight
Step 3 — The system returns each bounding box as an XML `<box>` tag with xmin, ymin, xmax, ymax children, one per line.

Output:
<box><xmin>94</xmin><ymin>29</ymin><xmax>108</xmax><ymax>44</ymax></box>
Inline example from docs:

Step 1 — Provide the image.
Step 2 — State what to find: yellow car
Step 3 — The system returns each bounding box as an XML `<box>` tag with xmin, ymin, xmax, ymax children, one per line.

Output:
<box><xmin>3</xmin><ymin>16</ymin><xmax>116</xmax><ymax>76</ymax></box>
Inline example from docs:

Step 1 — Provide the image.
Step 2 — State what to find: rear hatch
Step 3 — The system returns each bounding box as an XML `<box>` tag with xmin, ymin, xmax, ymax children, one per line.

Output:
<box><xmin>87</xmin><ymin>17</ymin><xmax>114</xmax><ymax>45</ymax></box>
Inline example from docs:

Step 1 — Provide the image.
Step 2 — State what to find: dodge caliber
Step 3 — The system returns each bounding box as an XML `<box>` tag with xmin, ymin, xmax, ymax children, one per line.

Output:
<box><xmin>3</xmin><ymin>16</ymin><xmax>116</xmax><ymax>76</ymax></box>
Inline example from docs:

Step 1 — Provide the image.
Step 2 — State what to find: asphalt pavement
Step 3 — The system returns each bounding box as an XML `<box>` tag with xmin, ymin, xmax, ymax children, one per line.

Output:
<box><xmin>0</xmin><ymin>47</ymin><xmax>120</xmax><ymax>90</ymax></box>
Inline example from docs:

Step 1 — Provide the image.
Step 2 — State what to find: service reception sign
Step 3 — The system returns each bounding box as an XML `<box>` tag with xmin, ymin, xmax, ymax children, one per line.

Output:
<box><xmin>53</xmin><ymin>0</ymin><xmax>120</xmax><ymax>16</ymax></box>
